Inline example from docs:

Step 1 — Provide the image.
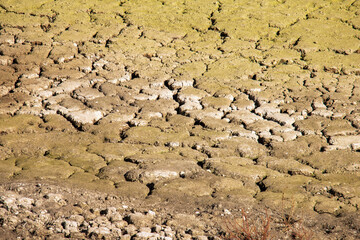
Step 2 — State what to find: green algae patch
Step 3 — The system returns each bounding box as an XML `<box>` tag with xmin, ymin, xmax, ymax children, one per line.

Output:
<box><xmin>212</xmin><ymin>0</ymin><xmax>315</xmax><ymax>41</ymax></box>
<box><xmin>279</xmin><ymin>18</ymin><xmax>360</xmax><ymax>54</ymax></box>
<box><xmin>54</xmin><ymin>27</ymin><xmax>98</xmax><ymax>43</ymax></box>
<box><xmin>308</xmin><ymin>173</ymin><xmax>360</xmax><ymax>207</ymax></box>
<box><xmin>87</xmin><ymin>122</ymin><xmax>128</xmax><ymax>143</ymax></box>
<box><xmin>109</xmin><ymin>36</ymin><xmax>161</xmax><ymax>57</ymax></box>
<box><xmin>301</xmin><ymin>150</ymin><xmax>360</xmax><ymax>174</ymax></box>
<box><xmin>195</xmin><ymin>78</ymin><xmax>239</xmax><ymax>98</ymax></box>
<box><xmin>258</xmin><ymin>64</ymin><xmax>309</xmax><ymax>84</ymax></box>
<box><xmin>0</xmin><ymin>114</ymin><xmax>43</xmax><ymax>134</ymax></box>
<box><xmin>211</xmin><ymin>177</ymin><xmax>257</xmax><ymax>201</ymax></box>
<box><xmin>189</xmin><ymin>127</ymin><xmax>230</xmax><ymax>144</ymax></box>
<box><xmin>97</xmin><ymin>160</ymin><xmax>137</xmax><ymax>183</ymax></box>
<box><xmin>270</xmin><ymin>136</ymin><xmax>326</xmax><ymax>159</ymax></box>
<box><xmin>0</xmin><ymin>0</ymin><xmax>53</xmax><ymax>13</ymax></box>
<box><xmin>114</xmin><ymin>181</ymin><xmax>149</xmax><ymax>198</ymax></box>
<box><xmin>256</xmin><ymin>191</ymin><xmax>312</xmax><ymax>213</ymax></box>
<box><xmin>203</xmin><ymin>57</ymin><xmax>261</xmax><ymax>81</ymax></box>
<box><xmin>219</xmin><ymin>39</ymin><xmax>255</xmax><ymax>53</ymax></box>
<box><xmin>0</xmin><ymin>130</ymin><xmax>100</xmax><ymax>160</ymax></box>
<box><xmin>257</xmin><ymin>156</ymin><xmax>316</xmax><ymax>177</ymax></box>
<box><xmin>67</xmin><ymin>172</ymin><xmax>98</xmax><ymax>182</ymax></box>
<box><xmin>294</xmin><ymin>116</ymin><xmax>331</xmax><ymax>136</ymax></box>
<box><xmin>216</xmin><ymin>137</ymin><xmax>268</xmax><ymax>159</ymax></box>
<box><xmin>87</xmin><ymin>143</ymin><xmax>143</xmax><ymax>162</ymax></box>
<box><xmin>122</xmin><ymin>126</ymin><xmax>160</xmax><ymax>145</ymax></box>
<box><xmin>322</xmin><ymin>119</ymin><xmax>357</xmax><ymax>137</ymax></box>
<box><xmin>304</xmin><ymin>51</ymin><xmax>360</xmax><ymax>74</ymax></box>
<box><xmin>44</xmin><ymin>144</ymin><xmax>107</xmax><ymax>174</ymax></box>
<box><xmin>63</xmin><ymin>153</ymin><xmax>107</xmax><ymax>174</ymax></box>
<box><xmin>40</xmin><ymin>114</ymin><xmax>76</xmax><ymax>132</ymax></box>
<box><xmin>173</xmin><ymin>61</ymin><xmax>207</xmax><ymax>78</ymax></box>
<box><xmin>313</xmin><ymin>195</ymin><xmax>356</xmax><ymax>216</ymax></box>
<box><xmin>151</xmin><ymin>177</ymin><xmax>214</xmax><ymax>199</ymax></box>
<box><xmin>64</xmin><ymin>172</ymin><xmax>125</xmax><ymax>194</ymax></box>
<box><xmin>0</xmin><ymin>133</ymin><xmax>49</xmax><ymax>157</ymax></box>
<box><xmin>16</xmin><ymin>26</ymin><xmax>54</xmax><ymax>45</ymax></box>
<box><xmin>0</xmin><ymin>158</ymin><xmax>21</xmax><ymax>179</ymax></box>
<box><xmin>203</xmin><ymin>158</ymin><xmax>280</xmax><ymax>185</ymax></box>
<box><xmin>201</xmin><ymin>96</ymin><xmax>232</xmax><ymax>110</ymax></box>
<box><xmin>0</xmin><ymin>12</ymin><xmax>48</xmax><ymax>27</ymax></box>
<box><xmin>122</xmin><ymin>126</ymin><xmax>187</xmax><ymax>145</ymax></box>
<box><xmin>263</xmin><ymin>175</ymin><xmax>315</xmax><ymax>194</ymax></box>
<box><xmin>262</xmin><ymin>48</ymin><xmax>301</xmax><ymax>65</ymax></box>
<box><xmin>121</xmin><ymin>0</ymin><xmax>217</xmax><ymax>37</ymax></box>
<box><xmin>13</xmin><ymin>156</ymin><xmax>78</xmax><ymax>180</ymax></box>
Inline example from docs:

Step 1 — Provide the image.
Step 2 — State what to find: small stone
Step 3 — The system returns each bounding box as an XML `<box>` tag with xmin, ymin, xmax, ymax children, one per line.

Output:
<box><xmin>1</xmin><ymin>195</ymin><xmax>17</xmax><ymax>208</ymax></box>
<box><xmin>124</xmin><ymin>224</ymin><xmax>138</xmax><ymax>235</ymax></box>
<box><xmin>166</xmin><ymin>78</ymin><xmax>193</xmax><ymax>90</ymax></box>
<box><xmin>120</xmin><ymin>234</ymin><xmax>132</xmax><ymax>240</ymax></box>
<box><xmin>44</xmin><ymin>193</ymin><xmax>64</xmax><ymax>203</ymax></box>
<box><xmin>126</xmin><ymin>212</ymin><xmax>152</xmax><ymax>226</ymax></box>
<box><xmin>153</xmin><ymin>225</ymin><xmax>162</xmax><ymax>233</ymax></box>
<box><xmin>69</xmin><ymin>214</ymin><xmax>84</xmax><ymax>223</ymax></box>
<box><xmin>17</xmin><ymin>197</ymin><xmax>34</xmax><ymax>209</ymax></box>
<box><xmin>351</xmin><ymin>143</ymin><xmax>360</xmax><ymax>151</ymax></box>
<box><xmin>110</xmin><ymin>213</ymin><xmax>123</xmax><ymax>222</ymax></box>
<box><xmin>224</xmin><ymin>209</ymin><xmax>231</xmax><ymax>215</ymax></box>
<box><xmin>139</xmin><ymin>227</ymin><xmax>152</xmax><ymax>233</ymax></box>
<box><xmin>195</xmin><ymin>236</ymin><xmax>208</xmax><ymax>240</ymax></box>
<box><xmin>7</xmin><ymin>215</ymin><xmax>19</xmax><ymax>227</ymax></box>
<box><xmin>88</xmin><ymin>226</ymin><xmax>111</xmax><ymax>236</ymax></box>
<box><xmin>114</xmin><ymin>220</ymin><xmax>128</xmax><ymax>228</ymax></box>
<box><xmin>98</xmin><ymin>227</ymin><xmax>111</xmax><ymax>235</ymax></box>
<box><xmin>0</xmin><ymin>56</ymin><xmax>13</xmax><ymax>65</ymax></box>
<box><xmin>134</xmin><ymin>231</ymin><xmax>161</xmax><ymax>240</ymax></box>
<box><xmin>147</xmin><ymin>210</ymin><xmax>156</xmax><ymax>217</ymax></box>
<box><xmin>63</xmin><ymin>220</ymin><xmax>79</xmax><ymax>233</ymax></box>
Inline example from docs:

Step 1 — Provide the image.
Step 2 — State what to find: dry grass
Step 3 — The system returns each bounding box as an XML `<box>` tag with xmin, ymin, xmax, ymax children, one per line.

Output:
<box><xmin>222</xmin><ymin>209</ymin><xmax>271</xmax><ymax>240</ymax></box>
<box><xmin>221</xmin><ymin>207</ymin><xmax>313</xmax><ymax>240</ymax></box>
<box><xmin>282</xmin><ymin>213</ymin><xmax>313</xmax><ymax>240</ymax></box>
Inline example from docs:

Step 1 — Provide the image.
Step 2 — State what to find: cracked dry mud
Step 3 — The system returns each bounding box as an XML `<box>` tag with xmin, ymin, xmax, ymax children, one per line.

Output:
<box><xmin>0</xmin><ymin>0</ymin><xmax>360</xmax><ymax>239</ymax></box>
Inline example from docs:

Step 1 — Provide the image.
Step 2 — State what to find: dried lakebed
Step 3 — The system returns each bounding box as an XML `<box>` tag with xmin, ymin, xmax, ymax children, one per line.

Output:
<box><xmin>0</xmin><ymin>0</ymin><xmax>360</xmax><ymax>239</ymax></box>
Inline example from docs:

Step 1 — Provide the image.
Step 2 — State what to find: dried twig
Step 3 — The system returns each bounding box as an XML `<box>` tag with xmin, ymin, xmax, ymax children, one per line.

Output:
<box><xmin>222</xmin><ymin>209</ymin><xmax>272</xmax><ymax>240</ymax></box>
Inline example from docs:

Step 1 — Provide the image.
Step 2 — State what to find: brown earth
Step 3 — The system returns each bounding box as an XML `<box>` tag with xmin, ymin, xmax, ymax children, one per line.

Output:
<box><xmin>0</xmin><ymin>0</ymin><xmax>360</xmax><ymax>239</ymax></box>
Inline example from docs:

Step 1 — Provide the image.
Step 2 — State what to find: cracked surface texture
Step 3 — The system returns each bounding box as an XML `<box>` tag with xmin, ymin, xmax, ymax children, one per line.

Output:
<box><xmin>0</xmin><ymin>0</ymin><xmax>360</xmax><ymax>239</ymax></box>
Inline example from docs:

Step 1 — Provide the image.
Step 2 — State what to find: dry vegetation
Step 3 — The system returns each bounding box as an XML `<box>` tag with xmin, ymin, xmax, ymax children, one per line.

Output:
<box><xmin>222</xmin><ymin>207</ymin><xmax>313</xmax><ymax>240</ymax></box>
